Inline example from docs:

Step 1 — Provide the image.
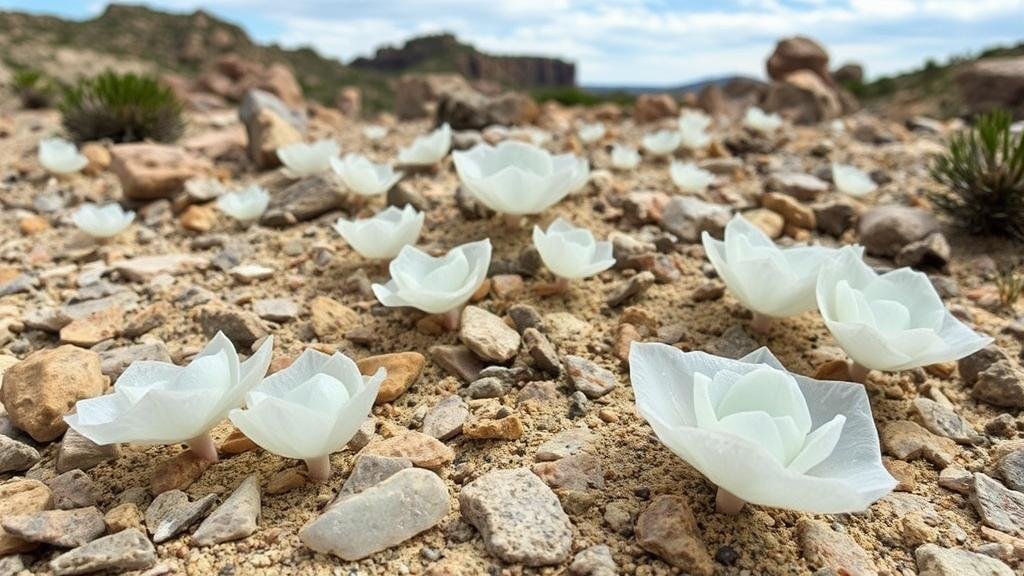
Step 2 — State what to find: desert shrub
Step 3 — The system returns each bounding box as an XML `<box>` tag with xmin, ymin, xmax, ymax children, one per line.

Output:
<box><xmin>12</xmin><ymin>69</ymin><xmax>54</xmax><ymax>109</ymax></box>
<box><xmin>532</xmin><ymin>87</ymin><xmax>634</xmax><ymax>107</ymax></box>
<box><xmin>930</xmin><ymin>110</ymin><xmax>1024</xmax><ymax>240</ymax></box>
<box><xmin>996</xmin><ymin>261</ymin><xmax>1024</xmax><ymax>309</ymax></box>
<box><xmin>60</xmin><ymin>71</ymin><xmax>185</xmax><ymax>143</ymax></box>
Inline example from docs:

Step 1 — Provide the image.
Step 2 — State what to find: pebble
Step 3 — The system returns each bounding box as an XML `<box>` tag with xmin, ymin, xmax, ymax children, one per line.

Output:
<box><xmin>659</xmin><ymin>196</ymin><xmax>731</xmax><ymax>243</ymax></box>
<box><xmin>347</xmin><ymin>417</ymin><xmax>377</xmax><ymax>451</ymax></box>
<box><xmin>568</xmin><ymin>391</ymin><xmax>591</xmax><ymax>418</ymax></box>
<box><xmin>763</xmin><ymin>192</ymin><xmax>816</xmax><ymax>229</ymax></box>
<box><xmin>1</xmin><ymin>345</ymin><xmax>108</xmax><ymax>442</ymax></box>
<box><xmin>707</xmin><ymin>325</ymin><xmax>759</xmax><ymax>359</ymax></box>
<box><xmin>985</xmin><ymin>414</ymin><xmax>1017</xmax><ymax>438</ymax></box>
<box><xmin>49</xmin><ymin>528</ymin><xmax>156</xmax><ymax>576</ymax></box>
<box><xmin>265</xmin><ymin>467</ymin><xmax>307</xmax><ymax>495</ymax></box>
<box><xmin>300</xmin><ymin>468</ymin><xmax>449</xmax><ymax>561</ymax></box>
<box><xmin>336</xmin><ymin>455</ymin><xmax>412</xmax><ymax>500</ymax></box>
<box><xmin>634</xmin><ymin>495</ymin><xmax>714</xmax><ymax>576</ymax></box>
<box><xmin>229</xmin><ymin>263</ymin><xmax>274</xmax><ymax>283</ymax></box>
<box><xmin>767</xmin><ymin>171</ymin><xmax>829</xmax><ymax>200</ymax></box>
<box><xmin>959</xmin><ymin>347</ymin><xmax>1009</xmax><ymax>385</ymax></box>
<box><xmin>606</xmin><ymin>271</ymin><xmax>655</xmax><ymax>307</ymax></box>
<box><xmin>0</xmin><ymin>479</ymin><xmax>53</xmax><ymax>555</ymax></box>
<box><xmin>218</xmin><ymin>428</ymin><xmax>258</xmax><ymax>455</ymax></box>
<box><xmin>973</xmin><ymin>362</ymin><xmax>1024</xmax><ymax>409</ymax></box>
<box><xmin>508</xmin><ymin>304</ymin><xmax>543</xmax><ymax>333</ymax></box>
<box><xmin>361</xmin><ymin>431</ymin><xmax>454</xmax><ymax>469</ymax></box>
<box><xmin>569</xmin><ymin>544</ymin><xmax>617</xmax><ymax>576</ymax></box>
<box><xmin>422</xmin><ymin>395</ymin><xmax>469</xmax><ymax>440</ymax></box>
<box><xmin>565</xmin><ymin>355</ymin><xmax>618</xmax><ymax>399</ymax></box>
<box><xmin>938</xmin><ymin>466</ymin><xmax>974</xmax><ymax>494</ymax></box>
<box><xmin>1</xmin><ymin>507</ymin><xmax>105</xmax><ymax>547</ymax></box>
<box><xmin>430</xmin><ymin>345</ymin><xmax>486</xmax><ymax>382</ymax></box>
<box><xmin>252</xmin><ymin>297</ymin><xmax>299</xmax><ymax>322</ymax></box>
<box><xmin>459</xmin><ymin>305</ymin><xmax>521</xmax><ymax>363</ymax></box>
<box><xmin>59</xmin><ymin>306</ymin><xmax>123</xmax><ymax>347</ymax></box>
<box><xmin>459</xmin><ymin>468</ymin><xmax>573</xmax><ymax>566</ymax></box>
<box><xmin>532</xmin><ymin>454</ymin><xmax>605</xmax><ymax>491</ymax></box>
<box><xmin>104</xmin><ymin>502</ymin><xmax>144</xmax><ymax>533</ymax></box>
<box><xmin>523</xmin><ymin>327</ymin><xmax>561</xmax><ymax>375</ymax></box>
<box><xmin>797</xmin><ymin>518</ymin><xmax>877</xmax><ymax>575</ymax></box>
<box><xmin>0</xmin><ymin>434</ymin><xmax>39</xmax><ymax>473</ymax></box>
<box><xmin>881</xmin><ymin>420</ymin><xmax>958</xmax><ymax>467</ymax></box>
<box><xmin>150</xmin><ymin>449</ymin><xmax>211</xmax><ymax>495</ymax></box>
<box><xmin>912</xmin><ymin>397</ymin><xmax>980</xmax><ymax>444</ymax></box>
<box><xmin>997</xmin><ymin>449</ymin><xmax>1024</xmax><ymax>492</ymax></box>
<box><xmin>915</xmin><ymin>543</ymin><xmax>1014</xmax><ymax>576</ymax></box>
<box><xmin>192</xmin><ymin>475</ymin><xmax>260</xmax><ymax>546</ymax></box>
<box><xmin>47</xmin><ymin>470</ymin><xmax>100</xmax><ymax>510</ymax></box>
<box><xmin>195</xmin><ymin>304</ymin><xmax>268</xmax><ymax>348</ymax></box>
<box><xmin>57</xmin><ymin>428</ymin><xmax>120</xmax><ymax>473</ymax></box>
<box><xmin>262</xmin><ymin>172</ymin><xmax>347</xmax><ymax>225</ymax></box>
<box><xmin>971</xmin><ymin>473</ymin><xmax>1024</xmax><ymax>537</ymax></box>
<box><xmin>536</xmin><ymin>427</ymin><xmax>596</xmax><ymax>461</ymax></box>
<box><xmin>99</xmin><ymin>342</ymin><xmax>172</xmax><ymax>380</ymax></box>
<box><xmin>465</xmin><ymin>376</ymin><xmax>508</xmax><ymax>399</ymax></box>
<box><xmin>463</xmin><ymin>414</ymin><xmax>524</xmax><ymax>440</ymax></box>
<box><xmin>858</xmin><ymin>205</ymin><xmax>940</xmax><ymax>258</ymax></box>
<box><xmin>114</xmin><ymin>254</ymin><xmax>208</xmax><ymax>282</ymax></box>
<box><xmin>357</xmin><ymin>352</ymin><xmax>425</xmax><ymax>404</ymax></box>
<box><xmin>145</xmin><ymin>490</ymin><xmax>218</xmax><ymax>543</ymax></box>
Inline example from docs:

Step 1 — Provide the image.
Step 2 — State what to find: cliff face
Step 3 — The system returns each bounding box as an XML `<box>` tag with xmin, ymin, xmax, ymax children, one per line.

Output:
<box><xmin>352</xmin><ymin>33</ymin><xmax>576</xmax><ymax>88</ymax></box>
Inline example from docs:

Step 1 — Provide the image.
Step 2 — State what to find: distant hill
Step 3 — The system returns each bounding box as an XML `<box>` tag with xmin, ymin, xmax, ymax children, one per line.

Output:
<box><xmin>584</xmin><ymin>75</ymin><xmax>751</xmax><ymax>96</ymax></box>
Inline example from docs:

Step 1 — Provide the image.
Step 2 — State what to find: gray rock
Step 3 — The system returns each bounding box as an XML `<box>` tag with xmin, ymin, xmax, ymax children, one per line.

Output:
<box><xmin>252</xmin><ymin>298</ymin><xmax>299</xmax><ymax>322</ymax></box>
<box><xmin>191</xmin><ymin>475</ymin><xmax>260</xmax><ymax>546</ymax></box>
<box><xmin>858</xmin><ymin>205</ymin><xmax>940</xmax><ymax>258</ymax></box>
<box><xmin>996</xmin><ymin>449</ymin><xmax>1024</xmax><ymax>492</ymax></box>
<box><xmin>300</xmin><ymin>468</ymin><xmax>448</xmax><ymax>561</ymax></box>
<box><xmin>912</xmin><ymin>397</ymin><xmax>980</xmax><ymax>444</ymax></box>
<box><xmin>708</xmin><ymin>325</ymin><xmax>759</xmax><ymax>359</ymax></box>
<box><xmin>959</xmin><ymin>347</ymin><xmax>1009</xmax><ymax>385</ymax></box>
<box><xmin>970</xmin><ymin>473</ymin><xmax>1024</xmax><ymax>537</ymax></box>
<box><xmin>387</xmin><ymin>182</ymin><xmax>429</xmax><ymax>212</ymax></box>
<box><xmin>145</xmin><ymin>490</ymin><xmax>218</xmax><ymax>543</ymax></box>
<box><xmin>57</xmin><ymin>428</ymin><xmax>120</xmax><ymax>473</ymax></box>
<box><xmin>896</xmin><ymin>232</ymin><xmax>951</xmax><ymax>269</ymax></box>
<box><xmin>100</xmin><ymin>342</ymin><xmax>171</xmax><ymax>380</ymax></box>
<box><xmin>2</xmin><ymin>507</ymin><xmax>105</xmax><ymax>547</ymax></box>
<box><xmin>568</xmin><ymin>391</ymin><xmax>591</xmax><ymax>419</ymax></box>
<box><xmin>973</xmin><ymin>362</ymin><xmax>1024</xmax><ymax>409</ymax></box>
<box><xmin>346</xmin><ymin>417</ymin><xmax>377</xmax><ymax>451</ymax></box>
<box><xmin>238</xmin><ymin>89</ymin><xmax>306</xmax><ymax>169</ymax></box>
<box><xmin>262</xmin><ymin>173</ymin><xmax>347</xmax><ymax>226</ymax></box>
<box><xmin>938</xmin><ymin>467</ymin><xmax>974</xmax><ymax>494</ymax></box>
<box><xmin>660</xmin><ymin>197</ymin><xmax>731</xmax><ymax>243</ymax></box>
<box><xmin>813</xmin><ymin>199</ymin><xmax>861</xmax><ymax>237</ymax></box>
<box><xmin>565</xmin><ymin>356</ymin><xmax>617</xmax><ymax>399</ymax></box>
<box><xmin>0</xmin><ymin>434</ymin><xmax>39</xmax><ymax>473</ymax></box>
<box><xmin>767</xmin><ymin>171</ymin><xmax>829</xmax><ymax>201</ymax></box>
<box><xmin>0</xmin><ymin>555</ymin><xmax>23</xmax><ymax>575</ymax></box>
<box><xmin>523</xmin><ymin>328</ymin><xmax>561</xmax><ymax>375</ymax></box>
<box><xmin>459</xmin><ymin>467</ymin><xmax>573</xmax><ymax>566</ymax></box>
<box><xmin>113</xmin><ymin>254</ymin><xmax>208</xmax><ymax>282</ymax></box>
<box><xmin>195</xmin><ymin>304</ymin><xmax>268</xmax><ymax>349</ymax></box>
<box><xmin>422</xmin><ymin>395</ymin><xmax>469</xmax><ymax>440</ymax></box>
<box><xmin>49</xmin><ymin>528</ymin><xmax>156</xmax><ymax>576</ymax></box>
<box><xmin>336</xmin><ymin>455</ymin><xmax>412</xmax><ymax>501</ymax></box>
<box><xmin>605</xmin><ymin>271</ymin><xmax>655</xmax><ymax>307</ymax></box>
<box><xmin>915</xmin><ymin>543</ymin><xmax>1014</xmax><ymax>576</ymax></box>
<box><xmin>460</xmin><ymin>306</ymin><xmax>521</xmax><ymax>364</ymax></box>
<box><xmin>536</xmin><ymin>427</ymin><xmax>596</xmax><ymax>462</ymax></box>
<box><xmin>508</xmin><ymin>304</ymin><xmax>543</xmax><ymax>334</ymax></box>
<box><xmin>466</xmin><ymin>376</ymin><xmax>508</xmax><ymax>399</ymax></box>
<box><xmin>570</xmin><ymin>544</ymin><xmax>617</xmax><ymax>576</ymax></box>
<box><xmin>430</xmin><ymin>345</ymin><xmax>486</xmax><ymax>383</ymax></box>
<box><xmin>46</xmin><ymin>470</ymin><xmax>99</xmax><ymax>510</ymax></box>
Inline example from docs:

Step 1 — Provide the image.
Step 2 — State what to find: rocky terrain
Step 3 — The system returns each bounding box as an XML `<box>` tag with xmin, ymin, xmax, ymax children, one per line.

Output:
<box><xmin>0</xmin><ymin>21</ymin><xmax>1022</xmax><ymax>576</ymax></box>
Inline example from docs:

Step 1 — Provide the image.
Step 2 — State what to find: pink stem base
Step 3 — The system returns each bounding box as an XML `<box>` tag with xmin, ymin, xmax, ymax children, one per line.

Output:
<box><xmin>716</xmin><ymin>487</ymin><xmax>746</xmax><ymax>515</ymax></box>
<box><xmin>502</xmin><ymin>213</ymin><xmax>522</xmax><ymax>229</ymax></box>
<box><xmin>305</xmin><ymin>455</ymin><xmax>332</xmax><ymax>482</ymax></box>
<box><xmin>749</xmin><ymin>312</ymin><xmax>773</xmax><ymax>335</ymax></box>
<box><xmin>849</xmin><ymin>362</ymin><xmax>872</xmax><ymax>384</ymax></box>
<box><xmin>439</xmin><ymin>307</ymin><xmax>463</xmax><ymax>331</ymax></box>
<box><xmin>187</xmin><ymin>433</ymin><xmax>219</xmax><ymax>463</ymax></box>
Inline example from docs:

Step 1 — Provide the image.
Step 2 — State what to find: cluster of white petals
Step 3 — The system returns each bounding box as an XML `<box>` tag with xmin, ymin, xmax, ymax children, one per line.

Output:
<box><xmin>677</xmin><ymin>109</ymin><xmax>712</xmax><ymax>150</ymax></box>
<box><xmin>217</xmin><ymin>185</ymin><xmax>270</xmax><ymax>223</ymax></box>
<box><xmin>397</xmin><ymin>123</ymin><xmax>452</xmax><ymax>166</ymax></box>
<box><xmin>641</xmin><ymin>129</ymin><xmax>682</xmax><ymax>157</ymax></box>
<box><xmin>610</xmin><ymin>145</ymin><xmax>640</xmax><ymax>170</ymax></box>
<box><xmin>832</xmin><ymin>164</ymin><xmax>878</xmax><ymax>197</ymax></box>
<box><xmin>703</xmin><ymin>215</ymin><xmax>859</xmax><ymax>319</ymax></box>
<box><xmin>532</xmin><ymin>218</ymin><xmax>615</xmax><ymax>280</ymax></box>
<box><xmin>630</xmin><ymin>343</ymin><xmax>896</xmax><ymax>514</ymax></box>
<box><xmin>72</xmin><ymin>203</ymin><xmax>135</xmax><ymax>239</ymax></box>
<box><xmin>669</xmin><ymin>161</ymin><xmax>715</xmax><ymax>193</ymax></box>
<box><xmin>333</xmin><ymin>205</ymin><xmax>424</xmax><ymax>260</ymax></box>
<box><xmin>743</xmin><ymin>107</ymin><xmax>783</xmax><ymax>134</ymax></box>
<box><xmin>577</xmin><ymin>122</ymin><xmax>606</xmax><ymax>144</ymax></box>
<box><xmin>816</xmin><ymin>249</ymin><xmax>992</xmax><ymax>372</ymax></box>
<box><xmin>38</xmin><ymin>137</ymin><xmax>88</xmax><ymax>175</ymax></box>
<box><xmin>229</xmin><ymin>348</ymin><xmax>384</xmax><ymax>481</ymax></box>
<box><xmin>372</xmin><ymin>239</ymin><xmax>492</xmax><ymax>314</ymax></box>
<box><xmin>453</xmin><ymin>140</ymin><xmax>589</xmax><ymax>216</ymax></box>
<box><xmin>330</xmin><ymin>154</ymin><xmax>403</xmax><ymax>196</ymax></box>
<box><xmin>278</xmin><ymin>139</ymin><xmax>340</xmax><ymax>178</ymax></box>
<box><xmin>66</xmin><ymin>333</ymin><xmax>274</xmax><ymax>462</ymax></box>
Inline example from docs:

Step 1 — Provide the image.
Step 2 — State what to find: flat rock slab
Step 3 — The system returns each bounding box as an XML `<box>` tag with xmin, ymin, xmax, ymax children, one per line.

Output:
<box><xmin>361</xmin><ymin>431</ymin><xmax>454</xmax><ymax>469</ymax></box>
<box><xmin>0</xmin><ymin>434</ymin><xmax>40</xmax><ymax>473</ymax></box>
<box><xmin>797</xmin><ymin>518</ymin><xmax>878</xmax><ymax>576</ymax></box>
<box><xmin>971</xmin><ymin>473</ymin><xmax>1024</xmax><ymax>537</ymax></box>
<box><xmin>915</xmin><ymin>543</ymin><xmax>1014</xmax><ymax>576</ymax></box>
<box><xmin>49</xmin><ymin>528</ymin><xmax>156</xmax><ymax>576</ymax></box>
<box><xmin>336</xmin><ymin>455</ymin><xmax>412</xmax><ymax>501</ymax></box>
<box><xmin>422</xmin><ymin>395</ymin><xmax>469</xmax><ymax>440</ymax></box>
<box><xmin>635</xmin><ymin>495</ymin><xmax>714</xmax><ymax>576</ymax></box>
<box><xmin>564</xmin><ymin>356</ymin><xmax>618</xmax><ymax>399</ymax></box>
<box><xmin>300</xmin><ymin>468</ymin><xmax>448</xmax><ymax>561</ymax></box>
<box><xmin>460</xmin><ymin>306</ymin><xmax>521</xmax><ymax>363</ymax></box>
<box><xmin>191</xmin><ymin>475</ymin><xmax>260</xmax><ymax>546</ymax></box>
<box><xmin>536</xmin><ymin>427</ymin><xmax>596</xmax><ymax>462</ymax></box>
<box><xmin>357</xmin><ymin>352</ymin><xmax>425</xmax><ymax>404</ymax></box>
<box><xmin>145</xmin><ymin>490</ymin><xmax>218</xmax><ymax>543</ymax></box>
<box><xmin>2</xmin><ymin>507</ymin><xmax>105</xmax><ymax>548</ymax></box>
<box><xmin>459</xmin><ymin>467</ymin><xmax>573</xmax><ymax>566</ymax></box>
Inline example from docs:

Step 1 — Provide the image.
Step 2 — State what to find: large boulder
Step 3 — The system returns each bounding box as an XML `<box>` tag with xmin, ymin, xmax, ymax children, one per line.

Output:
<box><xmin>634</xmin><ymin>94</ymin><xmax>679</xmax><ymax>123</ymax></box>
<box><xmin>436</xmin><ymin>88</ymin><xmax>539</xmax><ymax>130</ymax></box>
<box><xmin>110</xmin><ymin>144</ymin><xmax>212</xmax><ymax>200</ymax></box>
<box><xmin>956</xmin><ymin>57</ymin><xmax>1024</xmax><ymax>119</ymax></box>
<box><xmin>858</xmin><ymin>205</ymin><xmax>941</xmax><ymax>258</ymax></box>
<box><xmin>238</xmin><ymin>89</ymin><xmax>306</xmax><ymax>170</ymax></box>
<box><xmin>395</xmin><ymin>74</ymin><xmax>472</xmax><ymax>120</ymax></box>
<box><xmin>833</xmin><ymin>63</ymin><xmax>865</xmax><ymax>85</ymax></box>
<box><xmin>767</xmin><ymin>36</ymin><xmax>831</xmax><ymax>84</ymax></box>
<box><xmin>764</xmin><ymin>70</ymin><xmax>843</xmax><ymax>124</ymax></box>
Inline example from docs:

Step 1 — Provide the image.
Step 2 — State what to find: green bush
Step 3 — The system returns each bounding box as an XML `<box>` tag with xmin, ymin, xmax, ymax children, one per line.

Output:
<box><xmin>60</xmin><ymin>71</ymin><xmax>185</xmax><ymax>143</ymax></box>
<box><xmin>930</xmin><ymin>110</ymin><xmax>1024</xmax><ymax>240</ymax></box>
<box><xmin>532</xmin><ymin>87</ymin><xmax>635</xmax><ymax>107</ymax></box>
<box><xmin>12</xmin><ymin>69</ymin><xmax>54</xmax><ymax>109</ymax></box>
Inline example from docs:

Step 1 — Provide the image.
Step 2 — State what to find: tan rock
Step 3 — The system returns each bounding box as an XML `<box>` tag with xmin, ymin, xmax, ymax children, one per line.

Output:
<box><xmin>266</xmin><ymin>467</ymin><xmax>308</xmax><ymax>495</ymax></box>
<box><xmin>110</xmin><ymin>143</ymin><xmax>211</xmax><ymax>200</ymax></box>
<box><xmin>0</xmin><ymin>479</ymin><xmax>53</xmax><ymax>555</ymax></box>
<box><xmin>122</xmin><ymin>301</ymin><xmax>172</xmax><ymax>338</ymax></box>
<box><xmin>635</xmin><ymin>495</ymin><xmax>714</xmax><ymax>576</ymax></box>
<box><xmin>362</xmin><ymin>431</ymin><xmax>454</xmax><ymax>469</ymax></box>
<box><xmin>634</xmin><ymin>94</ymin><xmax>679</xmax><ymax>123</ymax></box>
<box><xmin>59</xmin><ymin>307</ymin><xmax>123</xmax><ymax>347</ymax></box>
<box><xmin>763</xmin><ymin>192</ymin><xmax>816</xmax><ymax>230</ymax></box>
<box><xmin>150</xmin><ymin>449</ymin><xmax>211</xmax><ymax>495</ymax></box>
<box><xmin>310</xmin><ymin>296</ymin><xmax>359</xmax><ymax>341</ymax></box>
<box><xmin>219</xmin><ymin>428</ymin><xmax>258</xmax><ymax>455</ymax></box>
<box><xmin>257</xmin><ymin>63</ymin><xmax>304</xmax><ymax>108</ymax></box>
<box><xmin>357</xmin><ymin>352</ymin><xmax>425</xmax><ymax>405</ymax></box>
<box><xmin>798</xmin><ymin>518</ymin><xmax>878</xmax><ymax>576</ymax></box>
<box><xmin>104</xmin><ymin>502</ymin><xmax>143</xmax><ymax>534</ymax></box>
<box><xmin>881</xmin><ymin>420</ymin><xmax>958</xmax><ymax>468</ymax></box>
<box><xmin>463</xmin><ymin>415</ymin><xmax>524</xmax><ymax>440</ymax></box>
<box><xmin>742</xmin><ymin>208</ymin><xmax>785</xmax><ymax>238</ymax></box>
<box><xmin>2</xmin><ymin>346</ymin><xmax>108</xmax><ymax>442</ymax></box>
<box><xmin>80</xmin><ymin>143</ymin><xmax>111</xmax><ymax>175</ymax></box>
<box><xmin>18</xmin><ymin>215</ymin><xmax>49</xmax><ymax>236</ymax></box>
<box><xmin>179</xmin><ymin>204</ymin><xmax>218</xmax><ymax>232</ymax></box>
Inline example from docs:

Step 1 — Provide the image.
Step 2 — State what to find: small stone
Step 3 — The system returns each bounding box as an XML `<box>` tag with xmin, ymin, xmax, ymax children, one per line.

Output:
<box><xmin>884</xmin><ymin>457</ymin><xmax>918</xmax><ymax>491</ymax></box>
<box><xmin>59</xmin><ymin>307</ymin><xmax>123</xmax><ymax>347</ymax></box>
<box><xmin>430</xmin><ymin>345</ymin><xmax>486</xmax><ymax>382</ymax></box>
<box><xmin>763</xmin><ymin>191</ymin><xmax>815</xmax><ymax>229</ymax></box>
<box><xmin>915</xmin><ymin>543</ymin><xmax>1014</xmax><ymax>576</ymax></box>
<box><xmin>145</xmin><ymin>490</ymin><xmax>218</xmax><ymax>543</ymax></box>
<box><xmin>358</xmin><ymin>352</ymin><xmax>425</xmax><ymax>404</ymax></box>
<box><xmin>347</xmin><ymin>417</ymin><xmax>377</xmax><ymax>451</ymax></box>
<box><xmin>150</xmin><ymin>449</ymin><xmax>211</xmax><ymax>495</ymax></box>
<box><xmin>491</xmin><ymin>274</ymin><xmax>524</xmax><ymax>298</ymax></box>
<box><xmin>179</xmin><ymin>204</ymin><xmax>218</xmax><ymax>232</ymax></box>
<box><xmin>362</xmin><ymin>431</ymin><xmax>454</xmax><ymax>469</ymax></box>
<box><xmin>986</xmin><ymin>414</ymin><xmax>1018</xmax><ymax>438</ymax></box>
<box><xmin>606</xmin><ymin>271</ymin><xmax>655</xmax><ymax>307</ymax></box>
<box><xmin>508</xmin><ymin>304</ymin><xmax>543</xmax><ymax>333</ymax></box>
<box><xmin>568</xmin><ymin>391</ymin><xmax>591</xmax><ymax>418</ymax></box>
<box><xmin>971</xmin><ymin>473</ymin><xmax>1024</xmax><ymax>537</ymax></box>
<box><xmin>569</xmin><ymin>544</ymin><xmax>617</xmax><ymax>576</ymax></box>
<box><xmin>798</xmin><ymin>518</ymin><xmax>878</xmax><ymax>576</ymax></box>
<box><xmin>218</xmin><ymin>428</ymin><xmax>258</xmax><ymax>455</ymax></box>
<box><xmin>635</xmin><ymin>495</ymin><xmax>714</xmax><ymax>576</ymax></box>
<box><xmin>114</xmin><ymin>254</ymin><xmax>208</xmax><ymax>282</ymax></box>
<box><xmin>100</xmin><ymin>342</ymin><xmax>172</xmax><ymax>380</ymax></box>
<box><xmin>960</xmin><ymin>347</ymin><xmax>1009</xmax><ymax>385</ymax></box>
<box><xmin>858</xmin><ymin>205</ymin><xmax>940</xmax><ymax>258</ymax></box>
<box><xmin>974</xmin><ymin>362</ymin><xmax>1024</xmax><ymax>409</ymax></box>
<box><xmin>195</xmin><ymin>304</ymin><xmax>268</xmax><ymax>348</ymax></box>
<box><xmin>459</xmin><ymin>468</ymin><xmax>573</xmax><ymax>566</ymax></box>
<box><xmin>300</xmin><ymin>468</ymin><xmax>448</xmax><ymax>561</ymax></box>
<box><xmin>463</xmin><ymin>414</ymin><xmax>524</xmax><ymax>440</ymax></box>
<box><xmin>659</xmin><ymin>196</ymin><xmax>731</xmax><ymax>243</ymax></box>
<box><xmin>422</xmin><ymin>395</ymin><xmax>469</xmax><ymax>440</ymax></box>
<box><xmin>896</xmin><ymin>232</ymin><xmax>951</xmax><ymax>269</ymax></box>
<box><xmin>252</xmin><ymin>298</ymin><xmax>299</xmax><ymax>322</ymax></box>
<box><xmin>122</xmin><ymin>302</ymin><xmax>172</xmax><ymax>337</ymax></box>
<box><xmin>767</xmin><ymin>171</ymin><xmax>829</xmax><ymax>201</ymax></box>
<box><xmin>939</xmin><ymin>467</ymin><xmax>974</xmax><ymax>494</ymax></box>
<box><xmin>902</xmin><ymin>513</ymin><xmax>938</xmax><ymax>547</ymax></box>
<box><xmin>2</xmin><ymin>507</ymin><xmax>105</xmax><ymax>547</ymax></box>
<box><xmin>57</xmin><ymin>428</ymin><xmax>120</xmax><ymax>473</ymax></box>
<box><xmin>692</xmin><ymin>281</ymin><xmax>724</xmax><ymax>302</ymax></box>
<box><xmin>0</xmin><ymin>479</ymin><xmax>53</xmax><ymax>555</ymax></box>
<box><xmin>49</xmin><ymin>528</ymin><xmax>156</xmax><ymax>576</ymax></box>
<box><xmin>523</xmin><ymin>328</ymin><xmax>561</xmax><ymax>375</ymax></box>
<box><xmin>261</xmin><ymin>172</ymin><xmax>347</xmax><ymax>225</ymax></box>
<box><xmin>460</xmin><ymin>306</ymin><xmax>521</xmax><ymax>363</ymax></box>
<box><xmin>997</xmin><ymin>449</ymin><xmax>1024</xmax><ymax>492</ymax></box>
<box><xmin>266</xmin><ymin>467</ymin><xmax>307</xmax><ymax>495</ymax></box>
<box><xmin>110</xmin><ymin>143</ymin><xmax>210</xmax><ymax>200</ymax></box>
<box><xmin>336</xmin><ymin>455</ymin><xmax>412</xmax><ymax>500</ymax></box>
<box><xmin>532</xmin><ymin>454</ymin><xmax>605</xmax><ymax>491</ymax></box>
<box><xmin>565</xmin><ymin>356</ymin><xmax>618</xmax><ymax>399</ymax></box>
<box><xmin>881</xmin><ymin>420</ymin><xmax>958</xmax><ymax>467</ymax></box>
<box><xmin>104</xmin><ymin>502</ymin><xmax>143</xmax><ymax>533</ymax></box>
<box><xmin>707</xmin><ymin>325</ymin><xmax>759</xmax><ymax>359</ymax></box>
<box><xmin>0</xmin><ymin>434</ymin><xmax>39</xmax><ymax>473</ymax></box>
<box><xmin>46</xmin><ymin>470</ymin><xmax>99</xmax><ymax>510</ymax></box>
<box><xmin>913</xmin><ymin>397</ymin><xmax>979</xmax><ymax>444</ymax></box>
<box><xmin>191</xmin><ymin>475</ymin><xmax>260</xmax><ymax>546</ymax></box>
<box><xmin>536</xmin><ymin>427</ymin><xmax>597</xmax><ymax>462</ymax></box>
<box><xmin>465</xmin><ymin>376</ymin><xmax>508</xmax><ymax>399</ymax></box>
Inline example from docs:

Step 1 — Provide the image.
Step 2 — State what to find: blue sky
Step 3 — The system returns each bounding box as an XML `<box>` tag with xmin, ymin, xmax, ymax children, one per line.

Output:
<box><xmin>2</xmin><ymin>1</ymin><xmax>1022</xmax><ymax>86</ymax></box>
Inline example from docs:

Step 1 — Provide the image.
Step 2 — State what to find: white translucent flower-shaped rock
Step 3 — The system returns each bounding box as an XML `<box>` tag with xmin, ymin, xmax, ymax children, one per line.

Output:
<box><xmin>333</xmin><ymin>205</ymin><xmax>424</xmax><ymax>260</ymax></box>
<box><xmin>217</xmin><ymin>185</ymin><xmax>270</xmax><ymax>223</ymax></box>
<box><xmin>373</xmin><ymin>239</ymin><xmax>492</xmax><ymax>326</ymax></box>
<box><xmin>363</xmin><ymin>125</ymin><xmax>388</xmax><ymax>141</ymax></box>
<box><xmin>670</xmin><ymin>161</ymin><xmax>715</xmax><ymax>193</ymax></box>
<box><xmin>39</xmin><ymin>137</ymin><xmax>88</xmax><ymax>175</ymax></box>
<box><xmin>630</xmin><ymin>343</ymin><xmax>896</xmax><ymax>514</ymax></box>
<box><xmin>678</xmin><ymin>110</ymin><xmax>712</xmax><ymax>150</ymax></box>
<box><xmin>832</xmin><ymin>164</ymin><xmax>878</xmax><ymax>197</ymax></box>
<box><xmin>397</xmin><ymin>123</ymin><xmax>452</xmax><ymax>166</ymax></box>
<box><xmin>743</xmin><ymin>107</ymin><xmax>783</xmax><ymax>134</ymax></box>
<box><xmin>229</xmin><ymin>348</ymin><xmax>384</xmax><ymax>481</ymax></box>
<box><xmin>72</xmin><ymin>203</ymin><xmax>135</xmax><ymax>239</ymax></box>
<box><xmin>703</xmin><ymin>215</ymin><xmax>859</xmax><ymax>331</ymax></box>
<box><xmin>65</xmin><ymin>332</ymin><xmax>274</xmax><ymax>462</ymax></box>
<box><xmin>533</xmin><ymin>218</ymin><xmax>615</xmax><ymax>287</ymax></box>
<box><xmin>577</xmin><ymin>122</ymin><xmax>606</xmax><ymax>144</ymax></box>
<box><xmin>277</xmin><ymin>139</ymin><xmax>340</xmax><ymax>178</ymax></box>
<box><xmin>816</xmin><ymin>248</ymin><xmax>992</xmax><ymax>380</ymax></box>
<box><xmin>641</xmin><ymin>130</ymin><xmax>682</xmax><ymax>157</ymax></box>
<box><xmin>330</xmin><ymin>153</ymin><xmax>403</xmax><ymax>196</ymax></box>
<box><xmin>610</xmin><ymin>145</ymin><xmax>640</xmax><ymax>171</ymax></box>
<box><xmin>453</xmin><ymin>140</ymin><xmax>588</xmax><ymax>219</ymax></box>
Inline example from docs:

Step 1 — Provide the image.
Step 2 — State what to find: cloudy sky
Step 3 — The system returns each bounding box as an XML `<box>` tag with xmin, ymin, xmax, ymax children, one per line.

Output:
<box><xmin>3</xmin><ymin>0</ymin><xmax>1023</xmax><ymax>86</ymax></box>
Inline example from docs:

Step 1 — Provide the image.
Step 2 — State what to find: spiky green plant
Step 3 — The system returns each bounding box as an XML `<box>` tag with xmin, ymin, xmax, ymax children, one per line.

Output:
<box><xmin>60</xmin><ymin>71</ymin><xmax>185</xmax><ymax>144</ymax></box>
<box><xmin>930</xmin><ymin>110</ymin><xmax>1024</xmax><ymax>240</ymax></box>
<box><xmin>996</xmin><ymin>261</ymin><xmax>1024</xmax><ymax>309</ymax></box>
<box><xmin>12</xmin><ymin>69</ymin><xmax>54</xmax><ymax>109</ymax></box>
